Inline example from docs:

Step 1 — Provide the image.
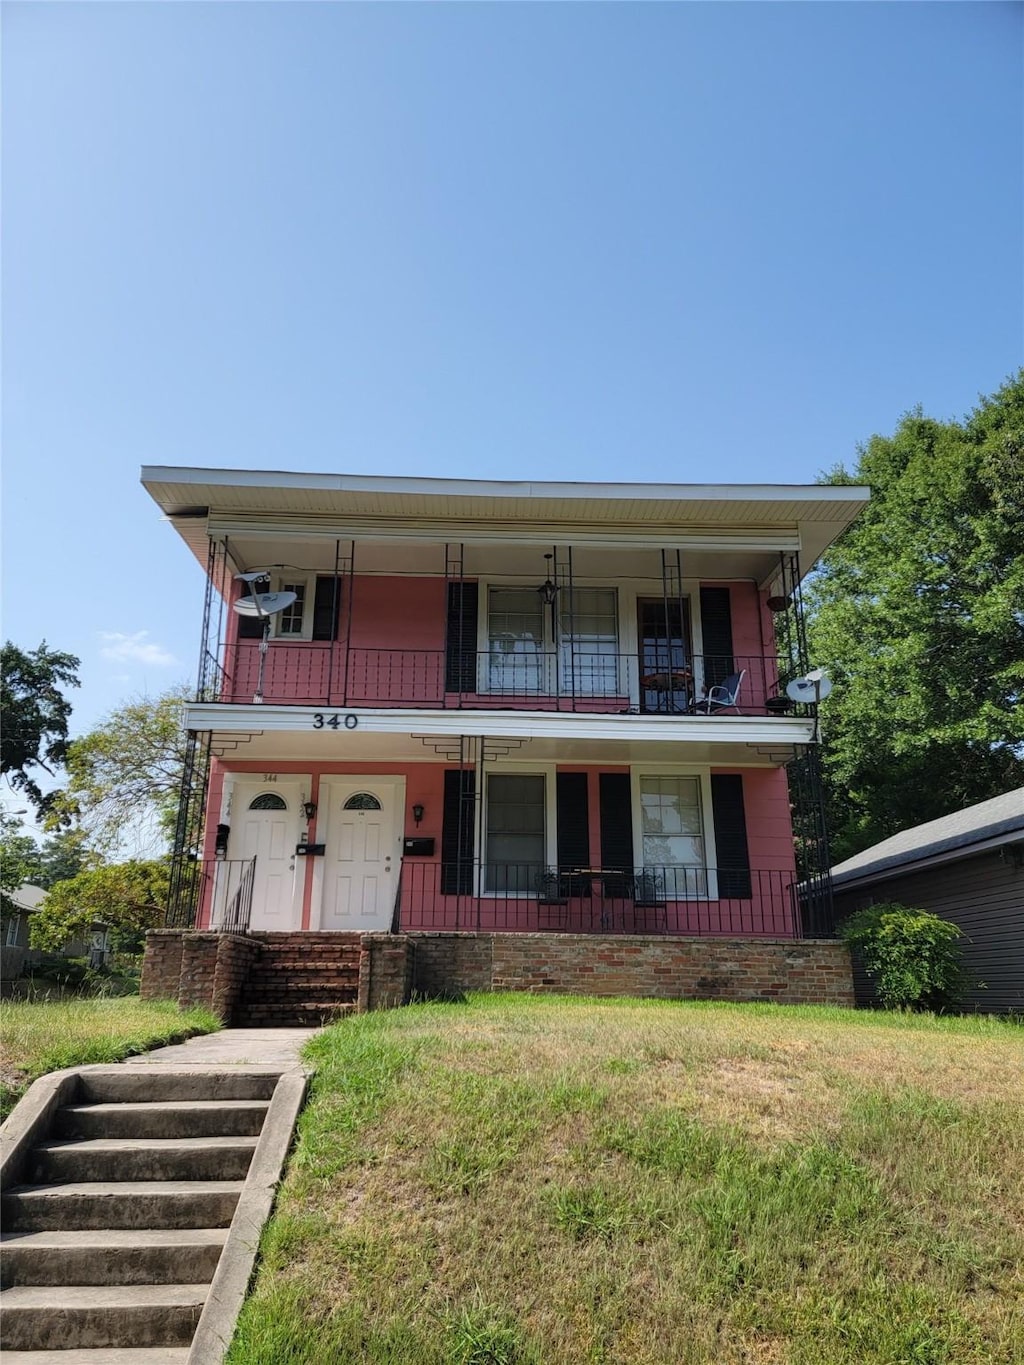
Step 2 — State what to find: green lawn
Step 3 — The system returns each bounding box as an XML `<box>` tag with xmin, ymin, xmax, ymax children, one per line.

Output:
<box><xmin>0</xmin><ymin>996</ymin><xmax>220</xmax><ymax>1119</ymax></box>
<box><xmin>229</xmin><ymin>995</ymin><xmax>1023</xmax><ymax>1365</ymax></box>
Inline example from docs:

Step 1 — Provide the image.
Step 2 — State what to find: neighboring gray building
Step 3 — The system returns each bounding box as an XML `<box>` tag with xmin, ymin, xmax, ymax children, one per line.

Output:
<box><xmin>831</xmin><ymin>789</ymin><xmax>1024</xmax><ymax>1014</ymax></box>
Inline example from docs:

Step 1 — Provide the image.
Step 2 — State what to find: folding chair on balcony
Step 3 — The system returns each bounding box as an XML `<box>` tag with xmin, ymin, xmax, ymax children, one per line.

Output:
<box><xmin>693</xmin><ymin>669</ymin><xmax>746</xmax><ymax>715</ymax></box>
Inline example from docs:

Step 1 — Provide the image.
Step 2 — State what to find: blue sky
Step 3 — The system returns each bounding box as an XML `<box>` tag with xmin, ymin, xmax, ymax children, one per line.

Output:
<box><xmin>2</xmin><ymin>1</ymin><xmax>1022</xmax><ymax>766</ymax></box>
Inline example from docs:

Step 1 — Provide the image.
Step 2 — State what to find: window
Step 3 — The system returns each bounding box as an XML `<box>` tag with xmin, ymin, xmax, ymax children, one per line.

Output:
<box><xmin>487</xmin><ymin>589</ymin><xmax>545</xmax><ymax>693</ymax></box>
<box><xmin>639</xmin><ymin>775</ymin><xmax>706</xmax><ymax>896</ymax></box>
<box><xmin>560</xmin><ymin>588</ymin><xmax>618</xmax><ymax>694</ymax></box>
<box><xmin>343</xmin><ymin>792</ymin><xmax>382</xmax><ymax>811</ymax></box>
<box><xmin>277</xmin><ymin>583</ymin><xmax>307</xmax><ymax>635</ymax></box>
<box><xmin>6</xmin><ymin>916</ymin><xmax>20</xmax><ymax>947</ymax></box>
<box><xmin>485</xmin><ymin>774</ymin><xmax>546</xmax><ymax>892</ymax></box>
<box><xmin>249</xmin><ymin>793</ymin><xmax>288</xmax><ymax>811</ymax></box>
<box><xmin>486</xmin><ymin>585</ymin><xmax>619</xmax><ymax>695</ymax></box>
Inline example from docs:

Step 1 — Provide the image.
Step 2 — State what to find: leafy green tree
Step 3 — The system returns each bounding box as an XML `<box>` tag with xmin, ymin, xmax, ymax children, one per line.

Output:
<box><xmin>0</xmin><ymin>811</ymin><xmax>39</xmax><ymax>918</ymax></box>
<box><xmin>49</xmin><ymin>688</ymin><xmax>189</xmax><ymax>858</ymax></box>
<box><xmin>29</xmin><ymin>860</ymin><xmax>170</xmax><ymax>954</ymax></box>
<box><xmin>840</xmin><ymin>904</ymin><xmax>967</xmax><ymax>1011</ymax></box>
<box><xmin>1</xmin><ymin>642</ymin><xmax>80</xmax><ymax>814</ymax></box>
<box><xmin>807</xmin><ymin>373</ymin><xmax>1024</xmax><ymax>860</ymax></box>
<box><xmin>26</xmin><ymin>829</ymin><xmax>90</xmax><ymax>890</ymax></box>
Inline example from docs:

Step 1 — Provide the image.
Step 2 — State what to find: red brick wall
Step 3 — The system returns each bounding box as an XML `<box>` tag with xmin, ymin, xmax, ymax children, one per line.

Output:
<box><xmin>358</xmin><ymin>934</ymin><xmax>413</xmax><ymax>1011</ymax></box>
<box><xmin>140</xmin><ymin>931</ymin><xmax>185</xmax><ymax>1002</ymax></box>
<box><xmin>408</xmin><ymin>933</ymin><xmax>854</xmax><ymax>1006</ymax></box>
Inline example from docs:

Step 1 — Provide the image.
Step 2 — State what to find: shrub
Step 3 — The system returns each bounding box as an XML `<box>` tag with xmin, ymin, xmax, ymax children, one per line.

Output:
<box><xmin>840</xmin><ymin>903</ymin><xmax>967</xmax><ymax>1011</ymax></box>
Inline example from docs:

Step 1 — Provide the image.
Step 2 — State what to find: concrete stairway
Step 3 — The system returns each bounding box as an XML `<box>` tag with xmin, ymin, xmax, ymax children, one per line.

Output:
<box><xmin>233</xmin><ymin>932</ymin><xmax>362</xmax><ymax>1026</ymax></box>
<box><xmin>0</xmin><ymin>1069</ymin><xmax>278</xmax><ymax>1361</ymax></box>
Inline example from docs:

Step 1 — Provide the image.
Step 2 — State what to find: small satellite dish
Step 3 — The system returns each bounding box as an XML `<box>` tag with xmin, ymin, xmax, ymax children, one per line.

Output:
<box><xmin>233</xmin><ymin>591</ymin><xmax>298</xmax><ymax>618</ymax></box>
<box><xmin>786</xmin><ymin>670</ymin><xmax>833</xmax><ymax>703</ymax></box>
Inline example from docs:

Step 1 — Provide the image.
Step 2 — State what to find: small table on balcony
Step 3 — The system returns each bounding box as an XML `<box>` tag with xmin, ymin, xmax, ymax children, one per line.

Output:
<box><xmin>641</xmin><ymin>667</ymin><xmax>693</xmax><ymax>713</ymax></box>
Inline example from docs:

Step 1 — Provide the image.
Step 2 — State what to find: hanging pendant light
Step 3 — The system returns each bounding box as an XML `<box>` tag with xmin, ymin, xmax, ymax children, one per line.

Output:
<box><xmin>538</xmin><ymin>553</ymin><xmax>559</xmax><ymax>606</ymax></box>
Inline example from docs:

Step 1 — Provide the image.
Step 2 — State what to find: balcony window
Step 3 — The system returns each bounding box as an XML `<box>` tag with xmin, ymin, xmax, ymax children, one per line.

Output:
<box><xmin>277</xmin><ymin>583</ymin><xmax>307</xmax><ymax>636</ymax></box>
<box><xmin>639</xmin><ymin>774</ymin><xmax>707</xmax><ymax>896</ymax></box>
<box><xmin>487</xmin><ymin>589</ymin><xmax>545</xmax><ymax>694</ymax></box>
<box><xmin>559</xmin><ymin>588</ymin><xmax>618</xmax><ymax>695</ymax></box>
<box><xmin>485</xmin><ymin>773</ymin><xmax>546</xmax><ymax>892</ymax></box>
<box><xmin>486</xmin><ymin>586</ymin><xmax>618</xmax><ymax>696</ymax></box>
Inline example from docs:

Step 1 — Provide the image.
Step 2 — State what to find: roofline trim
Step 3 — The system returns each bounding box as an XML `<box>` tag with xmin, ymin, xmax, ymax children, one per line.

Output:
<box><xmin>832</xmin><ymin>827</ymin><xmax>1024</xmax><ymax>891</ymax></box>
<box><xmin>142</xmin><ymin>465</ymin><xmax>871</xmax><ymax>506</ymax></box>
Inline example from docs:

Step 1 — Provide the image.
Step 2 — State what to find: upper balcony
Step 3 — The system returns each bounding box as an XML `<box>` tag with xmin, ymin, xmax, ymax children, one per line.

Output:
<box><xmin>142</xmin><ymin>466</ymin><xmax>869</xmax><ymax>726</ymax></box>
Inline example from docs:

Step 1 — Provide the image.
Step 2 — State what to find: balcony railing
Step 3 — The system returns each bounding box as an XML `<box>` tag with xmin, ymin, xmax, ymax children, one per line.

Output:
<box><xmin>204</xmin><ymin>645</ymin><xmax>810</xmax><ymax>719</ymax></box>
<box><xmin>392</xmin><ymin>862</ymin><xmax>824</xmax><ymax>937</ymax></box>
<box><xmin>165</xmin><ymin>857</ymin><xmax>256</xmax><ymax>933</ymax></box>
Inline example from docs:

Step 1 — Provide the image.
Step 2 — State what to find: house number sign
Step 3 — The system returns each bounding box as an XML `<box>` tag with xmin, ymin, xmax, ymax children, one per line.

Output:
<box><xmin>311</xmin><ymin>714</ymin><xmax>359</xmax><ymax>730</ymax></box>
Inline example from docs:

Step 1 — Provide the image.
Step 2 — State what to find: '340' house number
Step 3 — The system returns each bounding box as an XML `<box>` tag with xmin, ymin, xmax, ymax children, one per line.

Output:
<box><xmin>311</xmin><ymin>714</ymin><xmax>359</xmax><ymax>730</ymax></box>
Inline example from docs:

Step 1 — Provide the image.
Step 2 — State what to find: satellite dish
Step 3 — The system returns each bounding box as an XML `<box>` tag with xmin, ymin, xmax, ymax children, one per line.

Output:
<box><xmin>786</xmin><ymin>670</ymin><xmax>833</xmax><ymax>703</ymax></box>
<box><xmin>235</xmin><ymin>571</ymin><xmax>270</xmax><ymax>584</ymax></box>
<box><xmin>233</xmin><ymin>591</ymin><xmax>297</xmax><ymax>618</ymax></box>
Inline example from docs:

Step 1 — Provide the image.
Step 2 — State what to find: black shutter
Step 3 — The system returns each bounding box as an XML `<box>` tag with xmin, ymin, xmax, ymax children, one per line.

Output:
<box><xmin>312</xmin><ymin>576</ymin><xmax>341</xmax><ymax>642</ymax></box>
<box><xmin>557</xmin><ymin>772</ymin><xmax>591</xmax><ymax>896</ymax></box>
<box><xmin>711</xmin><ymin>774</ymin><xmax>751</xmax><ymax>898</ymax></box>
<box><xmin>236</xmin><ymin>601</ymin><xmax>263</xmax><ymax>640</ymax></box>
<box><xmin>599</xmin><ymin>773</ymin><xmax>635</xmax><ymax>872</ymax></box>
<box><xmin>445</xmin><ymin>582</ymin><xmax>479</xmax><ymax>693</ymax></box>
<box><xmin>441</xmin><ymin>769</ymin><xmax>476</xmax><ymax>895</ymax></box>
<box><xmin>699</xmin><ymin>586</ymin><xmax>734</xmax><ymax>688</ymax></box>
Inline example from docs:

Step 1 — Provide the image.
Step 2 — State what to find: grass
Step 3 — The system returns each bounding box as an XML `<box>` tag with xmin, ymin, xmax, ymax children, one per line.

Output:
<box><xmin>0</xmin><ymin>996</ymin><xmax>221</xmax><ymax>1119</ymax></box>
<box><xmin>228</xmin><ymin>996</ymin><xmax>1024</xmax><ymax>1364</ymax></box>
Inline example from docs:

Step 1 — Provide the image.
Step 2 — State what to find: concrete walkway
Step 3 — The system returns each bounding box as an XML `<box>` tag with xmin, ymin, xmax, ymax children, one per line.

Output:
<box><xmin>123</xmin><ymin>1028</ymin><xmax>318</xmax><ymax>1071</ymax></box>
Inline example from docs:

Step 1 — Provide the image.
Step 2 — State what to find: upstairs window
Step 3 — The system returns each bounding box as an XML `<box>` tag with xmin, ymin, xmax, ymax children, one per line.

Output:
<box><xmin>486</xmin><ymin>586</ymin><xmax>618</xmax><ymax>695</ymax></box>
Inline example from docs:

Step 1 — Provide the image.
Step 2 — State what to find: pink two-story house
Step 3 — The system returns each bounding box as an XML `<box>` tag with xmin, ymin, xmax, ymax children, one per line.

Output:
<box><xmin>142</xmin><ymin>469</ymin><xmax>867</xmax><ymax>945</ymax></box>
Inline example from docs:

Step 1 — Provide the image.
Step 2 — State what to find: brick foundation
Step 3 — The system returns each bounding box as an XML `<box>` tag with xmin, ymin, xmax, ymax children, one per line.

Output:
<box><xmin>142</xmin><ymin>929</ymin><xmax>854</xmax><ymax>1021</ymax></box>
<box><xmin>408</xmin><ymin>933</ymin><xmax>854</xmax><ymax>1006</ymax></box>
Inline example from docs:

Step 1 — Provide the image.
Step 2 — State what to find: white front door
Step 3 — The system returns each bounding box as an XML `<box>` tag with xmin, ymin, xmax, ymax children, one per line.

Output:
<box><xmin>316</xmin><ymin>778</ymin><xmax>403</xmax><ymax>931</ymax></box>
<box><xmin>228</xmin><ymin>779</ymin><xmax>305</xmax><ymax>931</ymax></box>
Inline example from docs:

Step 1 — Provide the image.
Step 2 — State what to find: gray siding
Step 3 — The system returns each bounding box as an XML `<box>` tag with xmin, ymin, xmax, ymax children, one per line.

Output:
<box><xmin>833</xmin><ymin>848</ymin><xmax>1023</xmax><ymax>1015</ymax></box>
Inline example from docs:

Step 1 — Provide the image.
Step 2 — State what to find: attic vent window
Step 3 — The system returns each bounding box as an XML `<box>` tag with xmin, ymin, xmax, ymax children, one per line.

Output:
<box><xmin>343</xmin><ymin>793</ymin><xmax>382</xmax><ymax>811</ymax></box>
<box><xmin>249</xmin><ymin>793</ymin><xmax>288</xmax><ymax>811</ymax></box>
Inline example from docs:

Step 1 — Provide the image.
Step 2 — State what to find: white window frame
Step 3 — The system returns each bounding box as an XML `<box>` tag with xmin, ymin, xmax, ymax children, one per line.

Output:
<box><xmin>479</xmin><ymin>760</ymin><xmax>559</xmax><ymax>897</ymax></box>
<box><xmin>477</xmin><ymin>580</ymin><xmax>625</xmax><ymax>699</ymax></box>
<box><xmin>629</xmin><ymin>764</ymin><xmax>719</xmax><ymax>901</ymax></box>
<box><xmin>266</xmin><ymin>574</ymin><xmax>314</xmax><ymax>641</ymax></box>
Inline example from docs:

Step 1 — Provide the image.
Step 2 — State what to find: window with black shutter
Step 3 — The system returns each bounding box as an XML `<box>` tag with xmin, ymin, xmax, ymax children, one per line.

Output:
<box><xmin>699</xmin><ymin>587</ymin><xmax>734</xmax><ymax>688</ymax></box>
<box><xmin>440</xmin><ymin>769</ymin><xmax>476</xmax><ymax>895</ymax></box>
<box><xmin>445</xmin><ymin>582</ymin><xmax>479</xmax><ymax>693</ymax></box>
<box><xmin>710</xmin><ymin>773</ymin><xmax>751</xmax><ymax>898</ymax></box>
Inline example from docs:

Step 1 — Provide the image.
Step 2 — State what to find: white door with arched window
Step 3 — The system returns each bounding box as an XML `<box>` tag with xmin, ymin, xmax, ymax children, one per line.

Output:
<box><xmin>315</xmin><ymin>777</ymin><xmax>404</xmax><ymax>931</ymax></box>
<box><xmin>226</xmin><ymin>778</ymin><xmax>306</xmax><ymax>931</ymax></box>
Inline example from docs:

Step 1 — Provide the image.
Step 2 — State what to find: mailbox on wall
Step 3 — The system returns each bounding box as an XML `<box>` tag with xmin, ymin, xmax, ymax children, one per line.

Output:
<box><xmin>295</xmin><ymin>842</ymin><xmax>325</xmax><ymax>857</ymax></box>
<box><xmin>403</xmin><ymin>837</ymin><xmax>435</xmax><ymax>856</ymax></box>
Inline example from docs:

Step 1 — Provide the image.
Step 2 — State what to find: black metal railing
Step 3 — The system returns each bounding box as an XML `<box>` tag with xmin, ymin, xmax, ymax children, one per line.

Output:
<box><xmin>205</xmin><ymin>645</ymin><xmax>807</xmax><ymax>718</ymax></box>
<box><xmin>392</xmin><ymin>862</ymin><xmax>816</xmax><ymax>937</ymax></box>
<box><xmin>164</xmin><ymin>857</ymin><xmax>256</xmax><ymax>933</ymax></box>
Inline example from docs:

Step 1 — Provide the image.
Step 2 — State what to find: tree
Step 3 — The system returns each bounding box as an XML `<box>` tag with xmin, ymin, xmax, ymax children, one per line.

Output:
<box><xmin>49</xmin><ymin>687</ymin><xmax>190</xmax><ymax>859</ymax></box>
<box><xmin>1</xmin><ymin>642</ymin><xmax>80</xmax><ymax>814</ymax></box>
<box><xmin>0</xmin><ymin>811</ymin><xmax>39</xmax><ymax>919</ymax></box>
<box><xmin>807</xmin><ymin>372</ymin><xmax>1024</xmax><ymax>861</ymax></box>
<box><xmin>29</xmin><ymin>860</ymin><xmax>170</xmax><ymax>954</ymax></box>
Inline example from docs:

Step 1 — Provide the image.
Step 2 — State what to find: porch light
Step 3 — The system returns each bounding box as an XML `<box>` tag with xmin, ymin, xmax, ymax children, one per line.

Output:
<box><xmin>302</xmin><ymin>800</ymin><xmax>318</xmax><ymax>821</ymax></box>
<box><xmin>766</xmin><ymin>595</ymin><xmax>791</xmax><ymax>613</ymax></box>
<box><xmin>537</xmin><ymin>553</ymin><xmax>559</xmax><ymax>607</ymax></box>
<box><xmin>412</xmin><ymin>803</ymin><xmax>425</xmax><ymax>826</ymax></box>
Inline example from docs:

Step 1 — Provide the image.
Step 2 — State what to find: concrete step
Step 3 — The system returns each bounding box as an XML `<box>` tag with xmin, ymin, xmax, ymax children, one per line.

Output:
<box><xmin>235</xmin><ymin>1005</ymin><xmax>355</xmax><ymax>1026</ymax></box>
<box><xmin>0</xmin><ymin>1350</ymin><xmax>189</xmax><ymax>1364</ymax></box>
<box><xmin>77</xmin><ymin>1070</ymin><xmax>279</xmax><ymax>1104</ymax></box>
<box><xmin>0</xmin><ymin>1283</ymin><xmax>207</xmax><ymax>1351</ymax></box>
<box><xmin>1</xmin><ymin>1228</ymin><xmax>227</xmax><ymax>1287</ymax></box>
<box><xmin>54</xmin><ymin>1100</ymin><xmax>269</xmax><ymax>1140</ymax></box>
<box><xmin>28</xmin><ymin>1136</ymin><xmax>259</xmax><ymax>1183</ymax></box>
<box><xmin>2</xmin><ymin>1181</ymin><xmax>243</xmax><ymax>1232</ymax></box>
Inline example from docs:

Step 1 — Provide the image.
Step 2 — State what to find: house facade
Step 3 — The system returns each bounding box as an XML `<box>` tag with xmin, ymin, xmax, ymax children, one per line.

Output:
<box><xmin>142</xmin><ymin>469</ymin><xmax>868</xmax><ymax>944</ymax></box>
